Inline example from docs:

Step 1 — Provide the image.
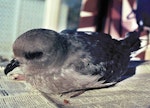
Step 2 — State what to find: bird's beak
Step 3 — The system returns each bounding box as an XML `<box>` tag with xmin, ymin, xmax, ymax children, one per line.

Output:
<box><xmin>4</xmin><ymin>59</ymin><xmax>20</xmax><ymax>75</ymax></box>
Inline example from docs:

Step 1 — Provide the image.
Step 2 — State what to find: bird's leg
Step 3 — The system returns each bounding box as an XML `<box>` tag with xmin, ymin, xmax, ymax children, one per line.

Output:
<box><xmin>70</xmin><ymin>90</ymin><xmax>85</xmax><ymax>98</ymax></box>
<box><xmin>60</xmin><ymin>82</ymin><xmax>116</xmax><ymax>98</ymax></box>
<box><xmin>60</xmin><ymin>90</ymin><xmax>85</xmax><ymax>98</ymax></box>
<box><xmin>60</xmin><ymin>89</ymin><xmax>85</xmax><ymax>98</ymax></box>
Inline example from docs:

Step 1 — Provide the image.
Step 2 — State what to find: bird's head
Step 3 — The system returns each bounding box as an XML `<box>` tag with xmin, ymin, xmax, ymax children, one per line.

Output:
<box><xmin>4</xmin><ymin>29</ymin><xmax>68</xmax><ymax>75</ymax></box>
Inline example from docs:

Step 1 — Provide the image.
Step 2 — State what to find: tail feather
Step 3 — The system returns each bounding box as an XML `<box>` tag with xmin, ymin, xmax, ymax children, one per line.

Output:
<box><xmin>121</xmin><ymin>31</ymin><xmax>141</xmax><ymax>52</ymax></box>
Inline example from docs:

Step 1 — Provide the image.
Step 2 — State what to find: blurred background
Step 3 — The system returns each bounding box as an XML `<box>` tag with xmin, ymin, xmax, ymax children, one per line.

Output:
<box><xmin>0</xmin><ymin>0</ymin><xmax>150</xmax><ymax>60</ymax></box>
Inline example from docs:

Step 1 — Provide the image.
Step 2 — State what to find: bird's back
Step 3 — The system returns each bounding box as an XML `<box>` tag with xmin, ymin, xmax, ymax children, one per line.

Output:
<box><xmin>60</xmin><ymin>30</ymin><xmax>140</xmax><ymax>83</ymax></box>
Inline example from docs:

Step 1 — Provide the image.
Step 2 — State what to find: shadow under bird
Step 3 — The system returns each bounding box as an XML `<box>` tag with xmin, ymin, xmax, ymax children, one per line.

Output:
<box><xmin>4</xmin><ymin>29</ymin><xmax>140</xmax><ymax>97</ymax></box>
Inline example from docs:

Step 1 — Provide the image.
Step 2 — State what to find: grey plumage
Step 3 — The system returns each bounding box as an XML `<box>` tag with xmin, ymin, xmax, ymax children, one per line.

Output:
<box><xmin>4</xmin><ymin>29</ymin><xmax>140</xmax><ymax>97</ymax></box>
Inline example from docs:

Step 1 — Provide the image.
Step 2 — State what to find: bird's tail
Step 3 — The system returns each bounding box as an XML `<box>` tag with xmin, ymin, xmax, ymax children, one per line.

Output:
<box><xmin>121</xmin><ymin>31</ymin><xmax>141</xmax><ymax>52</ymax></box>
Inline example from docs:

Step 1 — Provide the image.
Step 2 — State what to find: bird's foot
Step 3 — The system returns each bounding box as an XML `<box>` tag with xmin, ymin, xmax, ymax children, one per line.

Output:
<box><xmin>8</xmin><ymin>73</ymin><xmax>25</xmax><ymax>81</ymax></box>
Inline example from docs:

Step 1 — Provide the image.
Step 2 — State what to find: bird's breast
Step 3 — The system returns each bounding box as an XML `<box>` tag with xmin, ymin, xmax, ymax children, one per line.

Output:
<box><xmin>25</xmin><ymin>68</ymin><xmax>101</xmax><ymax>95</ymax></box>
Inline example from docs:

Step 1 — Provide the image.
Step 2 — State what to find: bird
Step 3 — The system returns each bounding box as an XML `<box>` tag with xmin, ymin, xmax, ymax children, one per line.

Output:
<box><xmin>4</xmin><ymin>28</ymin><xmax>140</xmax><ymax>98</ymax></box>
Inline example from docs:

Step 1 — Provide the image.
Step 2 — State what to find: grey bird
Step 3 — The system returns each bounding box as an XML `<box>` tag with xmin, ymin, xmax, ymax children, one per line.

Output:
<box><xmin>4</xmin><ymin>28</ymin><xmax>140</xmax><ymax>98</ymax></box>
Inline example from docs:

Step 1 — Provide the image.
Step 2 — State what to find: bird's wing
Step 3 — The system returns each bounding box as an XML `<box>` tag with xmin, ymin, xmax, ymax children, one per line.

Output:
<box><xmin>60</xmin><ymin>30</ymin><xmax>118</xmax><ymax>80</ymax></box>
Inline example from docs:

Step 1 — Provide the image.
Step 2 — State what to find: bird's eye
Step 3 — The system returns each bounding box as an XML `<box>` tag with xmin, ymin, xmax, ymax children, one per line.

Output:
<box><xmin>24</xmin><ymin>51</ymin><xmax>43</xmax><ymax>60</ymax></box>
